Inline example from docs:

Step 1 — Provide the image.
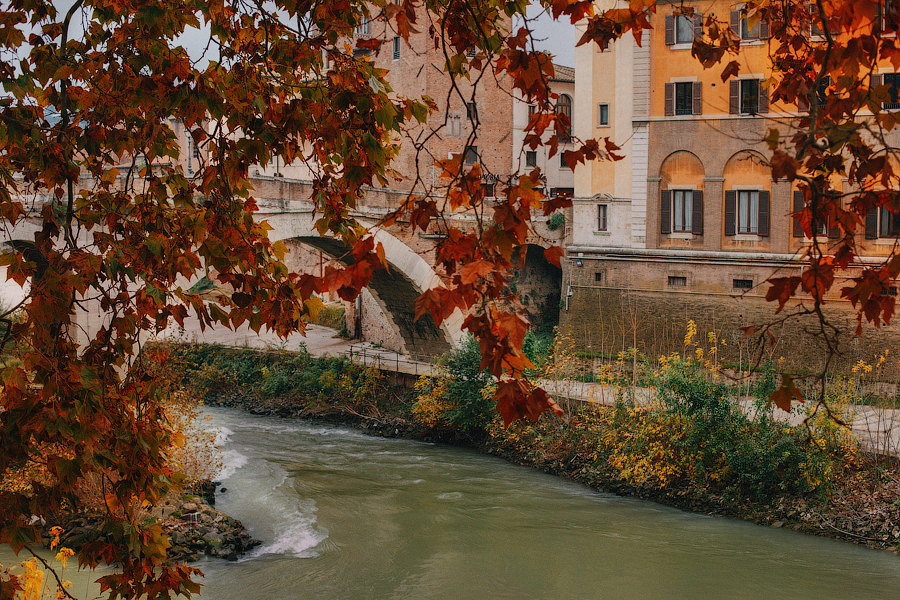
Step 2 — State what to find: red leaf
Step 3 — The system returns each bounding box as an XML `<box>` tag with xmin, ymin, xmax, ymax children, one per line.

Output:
<box><xmin>721</xmin><ymin>60</ymin><xmax>740</xmax><ymax>82</ymax></box>
<box><xmin>767</xmin><ymin>375</ymin><xmax>805</xmax><ymax>413</ymax></box>
<box><xmin>544</xmin><ymin>246</ymin><xmax>564</xmax><ymax>268</ymax></box>
<box><xmin>764</xmin><ymin>276</ymin><xmax>801</xmax><ymax>313</ymax></box>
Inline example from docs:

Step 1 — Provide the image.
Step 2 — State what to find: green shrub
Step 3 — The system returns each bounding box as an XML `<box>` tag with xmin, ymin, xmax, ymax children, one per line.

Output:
<box><xmin>547</xmin><ymin>212</ymin><xmax>565</xmax><ymax>231</ymax></box>
<box><xmin>612</xmin><ymin>358</ymin><xmax>851</xmax><ymax>501</ymax></box>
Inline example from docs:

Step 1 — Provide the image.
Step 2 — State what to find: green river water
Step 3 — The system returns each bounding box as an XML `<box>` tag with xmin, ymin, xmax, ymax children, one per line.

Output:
<box><xmin>4</xmin><ymin>406</ymin><xmax>900</xmax><ymax>599</ymax></box>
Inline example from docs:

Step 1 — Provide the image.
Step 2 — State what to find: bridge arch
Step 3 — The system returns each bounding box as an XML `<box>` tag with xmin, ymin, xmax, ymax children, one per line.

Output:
<box><xmin>261</xmin><ymin>203</ymin><xmax>464</xmax><ymax>358</ymax></box>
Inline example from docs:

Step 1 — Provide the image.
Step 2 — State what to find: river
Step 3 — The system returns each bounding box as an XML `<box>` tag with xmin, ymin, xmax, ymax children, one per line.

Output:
<box><xmin>194</xmin><ymin>407</ymin><xmax>900</xmax><ymax>600</ymax></box>
<box><xmin>3</xmin><ymin>406</ymin><xmax>900</xmax><ymax>599</ymax></box>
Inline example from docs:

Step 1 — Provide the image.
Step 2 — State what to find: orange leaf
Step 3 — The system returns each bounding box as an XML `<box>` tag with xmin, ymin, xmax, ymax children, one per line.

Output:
<box><xmin>460</xmin><ymin>259</ymin><xmax>494</xmax><ymax>284</ymax></box>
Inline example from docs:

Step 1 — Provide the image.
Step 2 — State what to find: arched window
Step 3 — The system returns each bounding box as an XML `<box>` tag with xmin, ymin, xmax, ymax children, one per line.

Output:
<box><xmin>557</xmin><ymin>94</ymin><xmax>572</xmax><ymax>142</ymax></box>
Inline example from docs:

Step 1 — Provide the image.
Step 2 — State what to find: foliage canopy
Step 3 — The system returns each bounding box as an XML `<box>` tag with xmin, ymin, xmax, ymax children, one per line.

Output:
<box><xmin>1</xmin><ymin>0</ymin><xmax>900</xmax><ymax>598</ymax></box>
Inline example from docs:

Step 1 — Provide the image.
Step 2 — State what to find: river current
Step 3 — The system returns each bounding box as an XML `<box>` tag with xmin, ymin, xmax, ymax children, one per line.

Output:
<box><xmin>3</xmin><ymin>405</ymin><xmax>900</xmax><ymax>599</ymax></box>
<box><xmin>194</xmin><ymin>407</ymin><xmax>900</xmax><ymax>600</ymax></box>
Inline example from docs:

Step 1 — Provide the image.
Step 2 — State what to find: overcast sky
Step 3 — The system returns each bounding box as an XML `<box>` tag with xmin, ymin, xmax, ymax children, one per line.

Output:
<box><xmin>523</xmin><ymin>4</ymin><xmax>578</xmax><ymax>68</ymax></box>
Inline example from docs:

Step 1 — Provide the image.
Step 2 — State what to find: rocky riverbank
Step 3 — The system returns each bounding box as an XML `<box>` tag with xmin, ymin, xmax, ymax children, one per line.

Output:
<box><xmin>42</xmin><ymin>490</ymin><xmax>260</xmax><ymax>563</ymax></box>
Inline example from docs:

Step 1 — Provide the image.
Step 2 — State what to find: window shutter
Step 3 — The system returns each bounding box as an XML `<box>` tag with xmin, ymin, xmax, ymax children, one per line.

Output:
<box><xmin>759</xmin><ymin>19</ymin><xmax>770</xmax><ymax>39</ymax></box>
<box><xmin>758</xmin><ymin>190</ymin><xmax>770</xmax><ymax>237</ymax></box>
<box><xmin>793</xmin><ymin>190</ymin><xmax>804</xmax><ymax>237</ymax></box>
<box><xmin>665</xmin><ymin>83</ymin><xmax>675</xmax><ymax>117</ymax></box>
<box><xmin>866</xmin><ymin>207</ymin><xmax>879</xmax><ymax>239</ymax></box>
<box><xmin>729</xmin><ymin>80</ymin><xmax>740</xmax><ymax>114</ymax></box>
<box><xmin>725</xmin><ymin>190</ymin><xmax>736</xmax><ymax>235</ymax></box>
<box><xmin>827</xmin><ymin>210</ymin><xmax>841</xmax><ymax>238</ymax></box>
<box><xmin>730</xmin><ymin>10</ymin><xmax>741</xmax><ymax>36</ymax></box>
<box><xmin>692</xmin><ymin>190</ymin><xmax>704</xmax><ymax>235</ymax></box>
<box><xmin>693</xmin><ymin>13</ymin><xmax>703</xmax><ymax>40</ymax></box>
<box><xmin>872</xmin><ymin>73</ymin><xmax>884</xmax><ymax>108</ymax></box>
<box><xmin>660</xmin><ymin>190</ymin><xmax>672</xmax><ymax>234</ymax></box>
<box><xmin>692</xmin><ymin>81</ymin><xmax>702</xmax><ymax>115</ymax></box>
<box><xmin>665</xmin><ymin>14</ymin><xmax>675</xmax><ymax>45</ymax></box>
<box><xmin>758</xmin><ymin>80</ymin><xmax>769</xmax><ymax>113</ymax></box>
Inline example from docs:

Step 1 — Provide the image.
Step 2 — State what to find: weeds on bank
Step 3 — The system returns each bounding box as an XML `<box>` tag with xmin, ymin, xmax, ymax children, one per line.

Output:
<box><xmin>413</xmin><ymin>322</ymin><xmax>863</xmax><ymax>503</ymax></box>
<box><xmin>160</xmin><ymin>341</ymin><xmax>387</xmax><ymax>416</ymax></box>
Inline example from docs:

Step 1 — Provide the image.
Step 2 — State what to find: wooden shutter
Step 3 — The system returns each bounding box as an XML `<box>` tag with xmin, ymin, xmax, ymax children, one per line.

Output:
<box><xmin>729</xmin><ymin>80</ymin><xmax>740</xmax><ymax>114</ymax></box>
<box><xmin>793</xmin><ymin>190</ymin><xmax>804</xmax><ymax>237</ymax></box>
<box><xmin>759</xmin><ymin>19</ymin><xmax>770</xmax><ymax>39</ymax></box>
<box><xmin>724</xmin><ymin>190</ymin><xmax>736</xmax><ymax>236</ymax></box>
<box><xmin>730</xmin><ymin>10</ymin><xmax>741</xmax><ymax>36</ymax></box>
<box><xmin>665</xmin><ymin>14</ymin><xmax>675</xmax><ymax>45</ymax></box>
<box><xmin>692</xmin><ymin>82</ymin><xmax>702</xmax><ymax>115</ymax></box>
<box><xmin>665</xmin><ymin>83</ymin><xmax>675</xmax><ymax>116</ymax></box>
<box><xmin>872</xmin><ymin>74</ymin><xmax>884</xmax><ymax>109</ymax></box>
<box><xmin>866</xmin><ymin>207</ymin><xmax>879</xmax><ymax>239</ymax></box>
<box><xmin>692</xmin><ymin>190</ymin><xmax>704</xmax><ymax>235</ymax></box>
<box><xmin>758</xmin><ymin>190</ymin><xmax>770</xmax><ymax>237</ymax></box>
<box><xmin>758</xmin><ymin>80</ymin><xmax>769</xmax><ymax>113</ymax></box>
<box><xmin>827</xmin><ymin>207</ymin><xmax>841</xmax><ymax>238</ymax></box>
<box><xmin>693</xmin><ymin>13</ymin><xmax>703</xmax><ymax>40</ymax></box>
<box><xmin>660</xmin><ymin>190</ymin><xmax>672</xmax><ymax>234</ymax></box>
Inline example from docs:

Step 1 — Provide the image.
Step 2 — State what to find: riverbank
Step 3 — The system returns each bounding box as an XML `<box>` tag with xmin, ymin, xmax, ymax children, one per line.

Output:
<box><xmin>36</xmin><ymin>485</ymin><xmax>261</xmax><ymax>563</ymax></box>
<box><xmin>158</xmin><ymin>341</ymin><xmax>900</xmax><ymax>555</ymax></box>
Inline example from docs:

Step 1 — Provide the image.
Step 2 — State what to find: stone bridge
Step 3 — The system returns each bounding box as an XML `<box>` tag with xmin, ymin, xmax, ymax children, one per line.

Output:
<box><xmin>1</xmin><ymin>175</ymin><xmax>563</xmax><ymax>358</ymax></box>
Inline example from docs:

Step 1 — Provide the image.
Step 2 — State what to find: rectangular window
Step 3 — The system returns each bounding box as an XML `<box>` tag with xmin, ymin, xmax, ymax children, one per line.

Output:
<box><xmin>594</xmin><ymin>272</ymin><xmax>603</xmax><ymax>283</ymax></box>
<box><xmin>738</xmin><ymin>190</ymin><xmax>760</xmax><ymax>233</ymax></box>
<box><xmin>675</xmin><ymin>15</ymin><xmax>695</xmax><ymax>43</ymax></box>
<box><xmin>733</xmin><ymin>278</ymin><xmax>754</xmax><ymax>290</ymax></box>
<box><xmin>881</xmin><ymin>205</ymin><xmax>900</xmax><ymax>237</ymax></box>
<box><xmin>730</xmin><ymin>8</ymin><xmax>769</xmax><ymax>39</ymax></box>
<box><xmin>528</xmin><ymin>104</ymin><xmax>538</xmax><ymax>117</ymax></box>
<box><xmin>356</xmin><ymin>20</ymin><xmax>370</xmax><ymax>36</ymax></box>
<box><xmin>560</xmin><ymin>153</ymin><xmax>568</xmax><ymax>169</ymax></box>
<box><xmin>668</xmin><ymin>276</ymin><xmax>687</xmax><ymax>287</ymax></box>
<box><xmin>674</xmin><ymin>82</ymin><xmax>693</xmax><ymax>115</ymax></box>
<box><xmin>741</xmin><ymin>79</ymin><xmax>760</xmax><ymax>114</ymax></box>
<box><xmin>885</xmin><ymin>73</ymin><xmax>900</xmax><ymax>109</ymax></box>
<box><xmin>671</xmin><ymin>190</ymin><xmax>694</xmax><ymax>232</ymax></box>
<box><xmin>481</xmin><ymin>183</ymin><xmax>495</xmax><ymax>197</ymax></box>
<box><xmin>742</xmin><ymin>15</ymin><xmax>761</xmax><ymax>39</ymax></box>
<box><xmin>463</xmin><ymin>145</ymin><xmax>477</xmax><ymax>165</ymax></box>
<box><xmin>525</xmin><ymin>150</ymin><xmax>537</xmax><ymax>167</ymax></box>
<box><xmin>466</xmin><ymin>102</ymin><xmax>478</xmax><ymax>121</ymax></box>
<box><xmin>597</xmin><ymin>204</ymin><xmax>608</xmax><ymax>231</ymax></box>
<box><xmin>392</xmin><ymin>36</ymin><xmax>400</xmax><ymax>60</ymax></box>
<box><xmin>597</xmin><ymin>103</ymin><xmax>609</xmax><ymax>126</ymax></box>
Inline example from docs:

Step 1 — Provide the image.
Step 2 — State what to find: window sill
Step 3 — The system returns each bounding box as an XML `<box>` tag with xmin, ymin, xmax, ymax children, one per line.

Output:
<box><xmin>732</xmin><ymin>234</ymin><xmax>761</xmax><ymax>241</ymax></box>
<box><xmin>874</xmin><ymin>237</ymin><xmax>900</xmax><ymax>245</ymax></box>
<box><xmin>593</xmin><ymin>230</ymin><xmax>611</xmax><ymax>236</ymax></box>
<box><xmin>668</xmin><ymin>232</ymin><xmax>695</xmax><ymax>239</ymax></box>
<box><xmin>668</xmin><ymin>42</ymin><xmax>693</xmax><ymax>50</ymax></box>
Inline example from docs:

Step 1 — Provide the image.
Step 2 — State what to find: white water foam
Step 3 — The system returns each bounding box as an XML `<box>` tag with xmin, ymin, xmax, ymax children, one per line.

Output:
<box><xmin>246</xmin><ymin>508</ymin><xmax>328</xmax><ymax>559</ymax></box>
<box><xmin>217</xmin><ymin>448</ymin><xmax>249</xmax><ymax>481</ymax></box>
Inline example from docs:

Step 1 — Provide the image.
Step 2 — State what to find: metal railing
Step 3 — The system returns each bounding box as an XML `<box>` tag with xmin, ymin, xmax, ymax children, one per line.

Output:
<box><xmin>345</xmin><ymin>344</ymin><xmax>438</xmax><ymax>377</ymax></box>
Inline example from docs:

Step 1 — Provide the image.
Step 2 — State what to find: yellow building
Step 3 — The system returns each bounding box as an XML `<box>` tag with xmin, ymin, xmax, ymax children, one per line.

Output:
<box><xmin>563</xmin><ymin>0</ymin><xmax>900</xmax><ymax>372</ymax></box>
